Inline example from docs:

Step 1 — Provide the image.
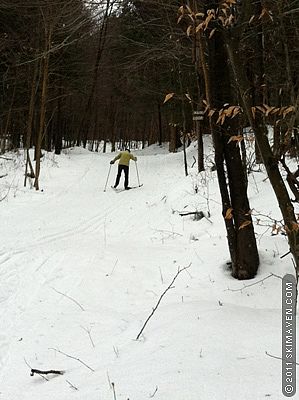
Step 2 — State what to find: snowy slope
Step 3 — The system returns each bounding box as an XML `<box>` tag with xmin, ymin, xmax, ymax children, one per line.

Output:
<box><xmin>0</xmin><ymin>139</ymin><xmax>297</xmax><ymax>400</ymax></box>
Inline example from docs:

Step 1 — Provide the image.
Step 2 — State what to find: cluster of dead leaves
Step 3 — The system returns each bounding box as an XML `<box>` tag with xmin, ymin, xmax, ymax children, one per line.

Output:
<box><xmin>202</xmin><ymin>101</ymin><xmax>295</xmax><ymax>125</ymax></box>
<box><xmin>251</xmin><ymin>105</ymin><xmax>295</xmax><ymax>119</ymax></box>
<box><xmin>177</xmin><ymin>1</ymin><xmax>237</xmax><ymax>37</ymax></box>
<box><xmin>178</xmin><ymin>2</ymin><xmax>274</xmax><ymax>39</ymax></box>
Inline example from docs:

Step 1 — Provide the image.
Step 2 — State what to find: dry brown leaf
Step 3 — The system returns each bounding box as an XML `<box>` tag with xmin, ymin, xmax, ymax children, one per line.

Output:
<box><xmin>186</xmin><ymin>25</ymin><xmax>192</xmax><ymax>36</ymax></box>
<box><xmin>209</xmin><ymin>28</ymin><xmax>216</xmax><ymax>39</ymax></box>
<box><xmin>232</xmin><ymin>106</ymin><xmax>241</xmax><ymax>118</ymax></box>
<box><xmin>256</xmin><ymin>105</ymin><xmax>266</xmax><ymax>113</ymax></box>
<box><xmin>283</xmin><ymin>106</ymin><xmax>295</xmax><ymax>118</ymax></box>
<box><xmin>163</xmin><ymin>93</ymin><xmax>175</xmax><ymax>104</ymax></box>
<box><xmin>225</xmin><ymin>106</ymin><xmax>236</xmax><ymax>118</ymax></box>
<box><xmin>177</xmin><ymin>15</ymin><xmax>184</xmax><ymax>24</ymax></box>
<box><xmin>196</xmin><ymin>22</ymin><xmax>205</xmax><ymax>32</ymax></box>
<box><xmin>216</xmin><ymin>111</ymin><xmax>224</xmax><ymax>125</ymax></box>
<box><xmin>239</xmin><ymin>220</ymin><xmax>252</xmax><ymax>230</ymax></box>
<box><xmin>228</xmin><ymin>135</ymin><xmax>244</xmax><ymax>144</ymax></box>
<box><xmin>271</xmin><ymin>107</ymin><xmax>280</xmax><ymax>115</ymax></box>
<box><xmin>225</xmin><ymin>208</ymin><xmax>233</xmax><ymax>220</ymax></box>
<box><xmin>291</xmin><ymin>222</ymin><xmax>299</xmax><ymax>232</ymax></box>
<box><xmin>265</xmin><ymin>106</ymin><xmax>275</xmax><ymax>116</ymax></box>
<box><xmin>204</xmin><ymin>14</ymin><xmax>214</xmax><ymax>29</ymax></box>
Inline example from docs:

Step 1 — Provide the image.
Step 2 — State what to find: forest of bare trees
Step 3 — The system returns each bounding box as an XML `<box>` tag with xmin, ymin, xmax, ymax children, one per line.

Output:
<box><xmin>1</xmin><ymin>0</ymin><xmax>299</xmax><ymax>280</ymax></box>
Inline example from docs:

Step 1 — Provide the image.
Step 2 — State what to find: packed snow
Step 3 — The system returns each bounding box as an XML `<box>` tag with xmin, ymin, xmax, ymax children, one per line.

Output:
<box><xmin>0</xmin><ymin>138</ymin><xmax>297</xmax><ymax>399</ymax></box>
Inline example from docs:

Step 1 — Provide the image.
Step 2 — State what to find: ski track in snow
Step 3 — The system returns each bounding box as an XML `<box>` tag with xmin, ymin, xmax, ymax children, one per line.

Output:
<box><xmin>0</xmin><ymin>143</ymin><xmax>297</xmax><ymax>400</ymax></box>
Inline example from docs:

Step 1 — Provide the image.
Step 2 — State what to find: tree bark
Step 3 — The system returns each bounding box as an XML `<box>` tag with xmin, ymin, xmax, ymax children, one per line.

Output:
<box><xmin>225</xmin><ymin>33</ymin><xmax>299</xmax><ymax>278</ymax></box>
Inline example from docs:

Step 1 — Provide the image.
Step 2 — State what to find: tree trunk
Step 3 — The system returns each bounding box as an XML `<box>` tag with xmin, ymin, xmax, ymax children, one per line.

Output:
<box><xmin>24</xmin><ymin>60</ymin><xmax>39</xmax><ymax>187</ymax></box>
<box><xmin>208</xmin><ymin>27</ymin><xmax>259</xmax><ymax>279</ymax></box>
<box><xmin>34</xmin><ymin>26</ymin><xmax>52</xmax><ymax>190</ymax></box>
<box><xmin>226</xmin><ymin>33</ymin><xmax>299</xmax><ymax>278</ymax></box>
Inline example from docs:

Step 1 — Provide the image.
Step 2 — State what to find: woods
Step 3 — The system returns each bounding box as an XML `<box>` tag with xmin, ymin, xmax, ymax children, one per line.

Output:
<box><xmin>1</xmin><ymin>3</ymin><xmax>299</xmax><ymax>397</ymax></box>
<box><xmin>1</xmin><ymin>0</ymin><xmax>299</xmax><ymax>280</ymax></box>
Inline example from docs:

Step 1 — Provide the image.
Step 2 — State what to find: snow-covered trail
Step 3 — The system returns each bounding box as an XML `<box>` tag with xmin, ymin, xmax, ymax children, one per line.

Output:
<box><xmin>0</xmin><ymin>144</ymin><xmax>294</xmax><ymax>400</ymax></box>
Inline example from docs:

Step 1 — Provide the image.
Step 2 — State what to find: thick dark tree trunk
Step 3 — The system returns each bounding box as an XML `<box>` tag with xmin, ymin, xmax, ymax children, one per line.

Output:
<box><xmin>208</xmin><ymin>29</ymin><xmax>259</xmax><ymax>279</ymax></box>
<box><xmin>225</xmin><ymin>32</ymin><xmax>299</xmax><ymax>279</ymax></box>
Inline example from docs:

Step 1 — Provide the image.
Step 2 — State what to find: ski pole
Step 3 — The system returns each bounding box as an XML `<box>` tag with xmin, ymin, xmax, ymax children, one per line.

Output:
<box><xmin>104</xmin><ymin>164</ymin><xmax>112</xmax><ymax>192</ymax></box>
<box><xmin>135</xmin><ymin>161</ymin><xmax>141</xmax><ymax>187</ymax></box>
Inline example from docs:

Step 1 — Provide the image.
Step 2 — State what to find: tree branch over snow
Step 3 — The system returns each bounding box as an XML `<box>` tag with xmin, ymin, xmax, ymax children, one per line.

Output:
<box><xmin>136</xmin><ymin>264</ymin><xmax>191</xmax><ymax>340</ymax></box>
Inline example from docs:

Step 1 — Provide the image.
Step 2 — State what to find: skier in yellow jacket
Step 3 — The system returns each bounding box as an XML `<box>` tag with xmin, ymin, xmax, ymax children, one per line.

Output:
<box><xmin>110</xmin><ymin>148</ymin><xmax>137</xmax><ymax>190</ymax></box>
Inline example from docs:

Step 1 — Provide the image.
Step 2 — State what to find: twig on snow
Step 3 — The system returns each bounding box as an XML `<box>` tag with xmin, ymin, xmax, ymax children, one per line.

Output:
<box><xmin>107</xmin><ymin>371</ymin><xmax>113</xmax><ymax>389</ymax></box>
<box><xmin>150</xmin><ymin>386</ymin><xmax>159</xmax><ymax>398</ymax></box>
<box><xmin>49</xmin><ymin>348</ymin><xmax>94</xmax><ymax>372</ymax></box>
<box><xmin>112</xmin><ymin>382</ymin><xmax>117</xmax><ymax>400</ymax></box>
<box><xmin>155</xmin><ymin>228</ymin><xmax>183</xmax><ymax>237</ymax></box>
<box><xmin>265</xmin><ymin>351</ymin><xmax>299</xmax><ymax>365</ymax></box>
<box><xmin>31</xmin><ymin>368</ymin><xmax>64</xmax><ymax>376</ymax></box>
<box><xmin>110</xmin><ymin>259</ymin><xmax>118</xmax><ymax>275</ymax></box>
<box><xmin>113</xmin><ymin>346</ymin><xmax>119</xmax><ymax>358</ymax></box>
<box><xmin>0</xmin><ymin>156</ymin><xmax>13</xmax><ymax>160</ymax></box>
<box><xmin>225</xmin><ymin>273</ymin><xmax>282</xmax><ymax>292</ymax></box>
<box><xmin>66</xmin><ymin>379</ymin><xmax>79</xmax><ymax>391</ymax></box>
<box><xmin>24</xmin><ymin>358</ymin><xmax>49</xmax><ymax>381</ymax></box>
<box><xmin>159</xmin><ymin>266</ymin><xmax>164</xmax><ymax>284</ymax></box>
<box><xmin>136</xmin><ymin>263</ymin><xmax>191</xmax><ymax>340</ymax></box>
<box><xmin>51</xmin><ymin>287</ymin><xmax>85</xmax><ymax>311</ymax></box>
<box><xmin>81</xmin><ymin>326</ymin><xmax>95</xmax><ymax>348</ymax></box>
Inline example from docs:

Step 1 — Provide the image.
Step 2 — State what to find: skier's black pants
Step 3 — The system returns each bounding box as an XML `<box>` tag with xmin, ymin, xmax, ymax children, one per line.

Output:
<box><xmin>115</xmin><ymin>164</ymin><xmax>129</xmax><ymax>188</ymax></box>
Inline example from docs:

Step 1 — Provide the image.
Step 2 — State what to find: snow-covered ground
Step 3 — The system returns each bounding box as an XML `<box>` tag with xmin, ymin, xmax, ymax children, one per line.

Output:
<box><xmin>0</xmin><ymin>138</ymin><xmax>297</xmax><ymax>400</ymax></box>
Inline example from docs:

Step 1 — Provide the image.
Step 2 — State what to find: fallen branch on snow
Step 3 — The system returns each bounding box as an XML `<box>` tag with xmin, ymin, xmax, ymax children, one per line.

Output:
<box><xmin>136</xmin><ymin>263</ymin><xmax>191</xmax><ymax>340</ymax></box>
<box><xmin>265</xmin><ymin>351</ymin><xmax>299</xmax><ymax>365</ymax></box>
<box><xmin>51</xmin><ymin>287</ymin><xmax>85</xmax><ymax>311</ymax></box>
<box><xmin>49</xmin><ymin>348</ymin><xmax>94</xmax><ymax>372</ymax></box>
<box><xmin>0</xmin><ymin>156</ymin><xmax>13</xmax><ymax>161</ymax></box>
<box><xmin>30</xmin><ymin>368</ymin><xmax>64</xmax><ymax>376</ymax></box>
<box><xmin>225</xmin><ymin>273</ymin><xmax>282</xmax><ymax>292</ymax></box>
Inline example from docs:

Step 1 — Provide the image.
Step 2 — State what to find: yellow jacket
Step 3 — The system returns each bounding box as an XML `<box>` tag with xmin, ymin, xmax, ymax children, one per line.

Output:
<box><xmin>113</xmin><ymin>151</ymin><xmax>137</xmax><ymax>166</ymax></box>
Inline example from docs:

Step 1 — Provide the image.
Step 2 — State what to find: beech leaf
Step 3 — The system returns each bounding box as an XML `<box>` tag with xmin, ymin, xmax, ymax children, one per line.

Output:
<box><xmin>163</xmin><ymin>93</ymin><xmax>175</xmax><ymax>104</ymax></box>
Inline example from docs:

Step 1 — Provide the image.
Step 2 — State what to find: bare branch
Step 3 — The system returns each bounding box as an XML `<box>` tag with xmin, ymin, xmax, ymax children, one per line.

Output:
<box><xmin>225</xmin><ymin>273</ymin><xmax>282</xmax><ymax>292</ymax></box>
<box><xmin>66</xmin><ymin>379</ymin><xmax>79</xmax><ymax>391</ymax></box>
<box><xmin>265</xmin><ymin>351</ymin><xmax>299</xmax><ymax>365</ymax></box>
<box><xmin>136</xmin><ymin>264</ymin><xmax>191</xmax><ymax>340</ymax></box>
<box><xmin>49</xmin><ymin>348</ymin><xmax>94</xmax><ymax>372</ymax></box>
<box><xmin>51</xmin><ymin>287</ymin><xmax>85</xmax><ymax>311</ymax></box>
